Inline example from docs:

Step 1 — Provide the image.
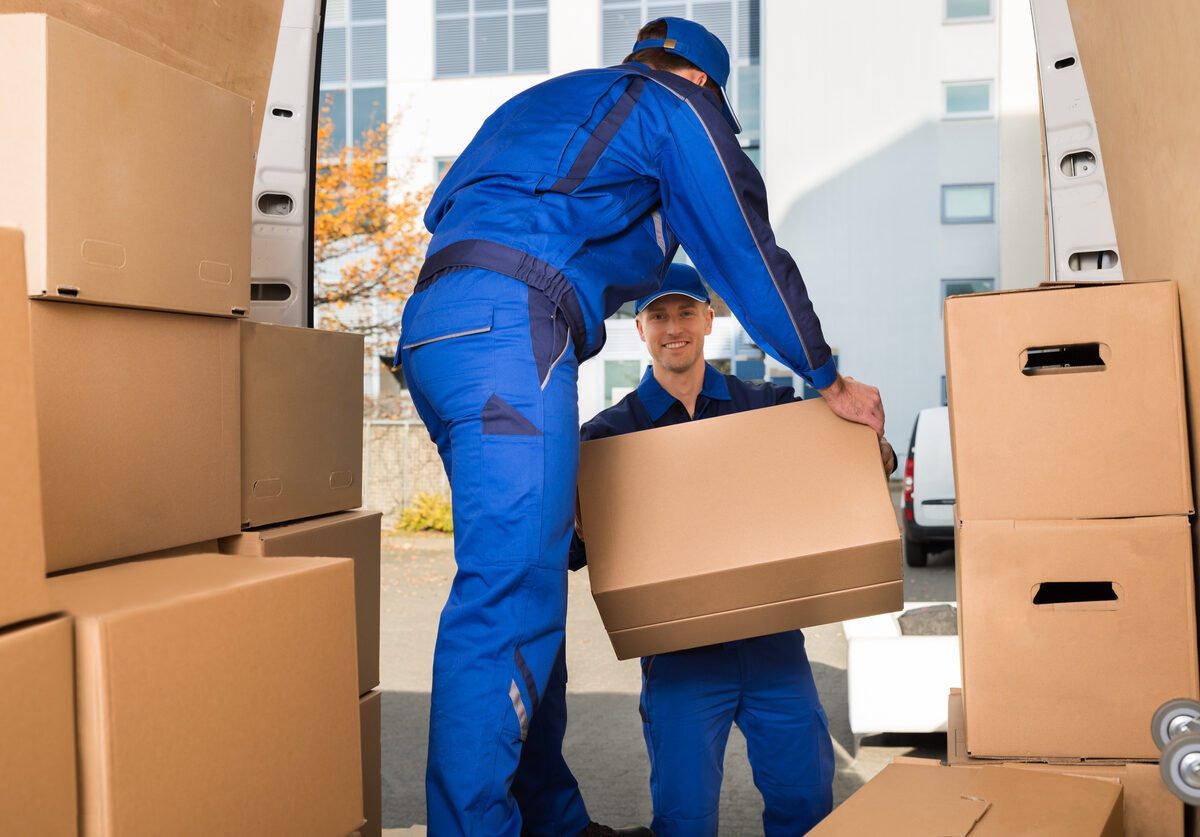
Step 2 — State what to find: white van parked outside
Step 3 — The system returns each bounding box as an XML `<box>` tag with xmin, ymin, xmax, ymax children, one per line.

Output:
<box><xmin>902</xmin><ymin>406</ymin><xmax>956</xmax><ymax>567</ymax></box>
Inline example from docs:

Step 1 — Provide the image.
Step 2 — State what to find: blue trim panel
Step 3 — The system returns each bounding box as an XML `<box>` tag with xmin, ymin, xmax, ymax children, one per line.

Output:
<box><xmin>547</xmin><ymin>77</ymin><xmax>646</xmax><ymax>194</ymax></box>
<box><xmin>481</xmin><ymin>394</ymin><xmax>542</xmax><ymax>436</ymax></box>
<box><xmin>514</xmin><ymin>645</ymin><xmax>540</xmax><ymax>715</ymax></box>
<box><xmin>416</xmin><ymin>239</ymin><xmax>590</xmax><ymax>362</ymax></box>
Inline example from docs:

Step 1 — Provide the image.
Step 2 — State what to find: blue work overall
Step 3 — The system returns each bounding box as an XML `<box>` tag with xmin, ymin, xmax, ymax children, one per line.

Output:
<box><xmin>400</xmin><ymin>60</ymin><xmax>841</xmax><ymax>837</ymax></box>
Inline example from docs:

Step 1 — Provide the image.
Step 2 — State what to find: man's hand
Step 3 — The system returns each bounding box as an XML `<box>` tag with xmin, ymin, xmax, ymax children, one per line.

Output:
<box><xmin>879</xmin><ymin>437</ymin><xmax>897</xmax><ymax>476</ymax></box>
<box><xmin>818</xmin><ymin>374</ymin><xmax>885</xmax><ymax>437</ymax></box>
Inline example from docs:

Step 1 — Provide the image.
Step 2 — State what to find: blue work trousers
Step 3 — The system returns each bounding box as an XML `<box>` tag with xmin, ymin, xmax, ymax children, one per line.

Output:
<box><xmin>640</xmin><ymin>631</ymin><xmax>834</xmax><ymax>836</ymax></box>
<box><xmin>399</xmin><ymin>270</ymin><xmax>589</xmax><ymax>837</ymax></box>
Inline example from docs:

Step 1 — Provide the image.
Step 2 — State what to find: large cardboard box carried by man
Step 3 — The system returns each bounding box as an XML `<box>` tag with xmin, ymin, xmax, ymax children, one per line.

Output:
<box><xmin>578</xmin><ymin>398</ymin><xmax>902</xmax><ymax>660</ymax></box>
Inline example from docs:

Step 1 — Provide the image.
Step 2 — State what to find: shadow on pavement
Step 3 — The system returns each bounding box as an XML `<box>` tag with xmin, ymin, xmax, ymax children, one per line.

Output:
<box><xmin>382</xmin><ymin>689</ymin><xmax>850</xmax><ymax>835</ymax></box>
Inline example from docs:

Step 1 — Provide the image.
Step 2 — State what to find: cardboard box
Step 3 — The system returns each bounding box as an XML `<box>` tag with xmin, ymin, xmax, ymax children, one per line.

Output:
<box><xmin>0</xmin><ymin>229</ymin><xmax>52</xmax><ymax>627</ymax></box>
<box><xmin>809</xmin><ymin>759</ymin><xmax>1122</xmax><ymax>836</ymax></box>
<box><xmin>578</xmin><ymin>399</ymin><xmax>903</xmax><ymax>660</ymax></box>
<box><xmin>360</xmin><ymin>690</ymin><xmax>382</xmax><ymax>837</ymax></box>
<box><xmin>1058</xmin><ymin>0</ymin><xmax>1200</xmax><ymax>576</ymax></box>
<box><xmin>947</xmin><ymin>695</ymin><xmax>1183</xmax><ymax>837</ymax></box>
<box><xmin>241</xmin><ymin>322</ymin><xmax>364</xmax><ymax>528</ymax></box>
<box><xmin>0</xmin><ymin>14</ymin><xmax>252</xmax><ymax>317</ymax></box>
<box><xmin>958</xmin><ymin>517</ymin><xmax>1199</xmax><ymax>759</ymax></box>
<box><xmin>49</xmin><ymin>552</ymin><xmax>363</xmax><ymax>837</ymax></box>
<box><xmin>7</xmin><ymin>0</ymin><xmax>284</xmax><ymax>149</ymax></box>
<box><xmin>219</xmin><ymin>510</ymin><xmax>382</xmax><ymax>694</ymax></box>
<box><xmin>31</xmin><ymin>299</ymin><xmax>240</xmax><ymax>572</ymax></box>
<box><xmin>945</xmin><ymin>280</ymin><xmax>1191</xmax><ymax>521</ymax></box>
<box><xmin>0</xmin><ymin>615</ymin><xmax>76</xmax><ymax>837</ymax></box>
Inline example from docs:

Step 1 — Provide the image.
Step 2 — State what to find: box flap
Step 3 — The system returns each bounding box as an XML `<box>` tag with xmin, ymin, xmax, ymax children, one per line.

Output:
<box><xmin>8</xmin><ymin>2</ymin><xmax>284</xmax><ymax>148</ymax></box>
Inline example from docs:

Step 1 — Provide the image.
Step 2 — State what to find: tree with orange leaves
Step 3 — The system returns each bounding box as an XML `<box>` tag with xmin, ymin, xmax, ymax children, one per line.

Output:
<box><xmin>312</xmin><ymin>104</ymin><xmax>431</xmax><ymax>353</ymax></box>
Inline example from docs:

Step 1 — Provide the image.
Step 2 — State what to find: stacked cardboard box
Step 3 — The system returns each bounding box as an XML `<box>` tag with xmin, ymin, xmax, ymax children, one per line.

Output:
<box><xmin>945</xmin><ymin>281</ymin><xmax>1199</xmax><ymax>770</ymax></box>
<box><xmin>1</xmin><ymin>9</ymin><xmax>379</xmax><ymax>835</ymax></box>
<box><xmin>0</xmin><ymin>229</ymin><xmax>77</xmax><ymax>836</ymax></box>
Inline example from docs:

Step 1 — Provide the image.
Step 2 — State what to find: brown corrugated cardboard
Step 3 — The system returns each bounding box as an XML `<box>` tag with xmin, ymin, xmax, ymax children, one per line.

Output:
<box><xmin>0</xmin><ymin>229</ymin><xmax>52</xmax><ymax>627</ymax></box>
<box><xmin>0</xmin><ymin>615</ymin><xmax>76</xmax><ymax>837</ymax></box>
<box><xmin>0</xmin><ymin>14</ymin><xmax>252</xmax><ymax>317</ymax></box>
<box><xmin>360</xmin><ymin>690</ymin><xmax>382</xmax><ymax>837</ymax></box>
<box><xmin>49</xmin><ymin>552</ymin><xmax>363</xmax><ymax>837</ymax></box>
<box><xmin>219</xmin><ymin>510</ymin><xmax>382</xmax><ymax>694</ymax></box>
<box><xmin>1061</xmin><ymin>1</ymin><xmax>1200</xmax><ymax>583</ymax></box>
<box><xmin>578</xmin><ymin>399</ymin><xmax>902</xmax><ymax>660</ymax></box>
<box><xmin>947</xmin><ymin>690</ymin><xmax>1183</xmax><ymax>836</ymax></box>
<box><xmin>240</xmin><ymin>322</ymin><xmax>364</xmax><ymax>528</ymax></box>
<box><xmin>944</xmin><ymin>280</ymin><xmax>1191</xmax><ymax>521</ymax></box>
<box><xmin>809</xmin><ymin>759</ymin><xmax>1122</xmax><ymax>836</ymax></box>
<box><xmin>31</xmin><ymin>300</ymin><xmax>240</xmax><ymax>572</ymax></box>
<box><xmin>958</xmin><ymin>517</ymin><xmax>1199</xmax><ymax>759</ymax></box>
<box><xmin>6</xmin><ymin>0</ymin><xmax>283</xmax><ymax>149</ymax></box>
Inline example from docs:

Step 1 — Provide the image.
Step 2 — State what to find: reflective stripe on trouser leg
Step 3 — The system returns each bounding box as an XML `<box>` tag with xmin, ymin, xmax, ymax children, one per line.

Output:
<box><xmin>399</xmin><ymin>270</ymin><xmax>589</xmax><ymax>837</ymax></box>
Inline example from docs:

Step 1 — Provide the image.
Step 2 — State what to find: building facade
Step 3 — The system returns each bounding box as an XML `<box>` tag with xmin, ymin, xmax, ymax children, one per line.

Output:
<box><xmin>365</xmin><ymin>0</ymin><xmax>1044</xmax><ymax>441</ymax></box>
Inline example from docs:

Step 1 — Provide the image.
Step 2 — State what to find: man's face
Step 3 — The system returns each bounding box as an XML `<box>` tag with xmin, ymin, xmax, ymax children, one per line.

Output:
<box><xmin>636</xmin><ymin>294</ymin><xmax>714</xmax><ymax>374</ymax></box>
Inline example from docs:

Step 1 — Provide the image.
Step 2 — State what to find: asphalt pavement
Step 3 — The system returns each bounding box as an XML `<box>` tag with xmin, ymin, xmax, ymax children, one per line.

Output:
<box><xmin>379</xmin><ymin>485</ymin><xmax>957</xmax><ymax>835</ymax></box>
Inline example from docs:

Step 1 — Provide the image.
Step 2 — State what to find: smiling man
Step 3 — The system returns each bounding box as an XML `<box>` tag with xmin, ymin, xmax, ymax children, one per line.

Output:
<box><xmin>573</xmin><ymin>264</ymin><xmax>894</xmax><ymax>836</ymax></box>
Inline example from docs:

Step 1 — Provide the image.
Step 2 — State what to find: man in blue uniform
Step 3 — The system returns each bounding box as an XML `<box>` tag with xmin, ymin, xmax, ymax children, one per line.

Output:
<box><xmin>572</xmin><ymin>265</ymin><xmax>896</xmax><ymax>836</ymax></box>
<box><xmin>396</xmin><ymin>16</ymin><xmax>886</xmax><ymax>837</ymax></box>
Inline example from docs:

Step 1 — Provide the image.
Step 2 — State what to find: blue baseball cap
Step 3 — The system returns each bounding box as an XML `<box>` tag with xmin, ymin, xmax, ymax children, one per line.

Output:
<box><xmin>632</xmin><ymin>17</ymin><xmax>742</xmax><ymax>134</ymax></box>
<box><xmin>635</xmin><ymin>264</ymin><xmax>711</xmax><ymax>314</ymax></box>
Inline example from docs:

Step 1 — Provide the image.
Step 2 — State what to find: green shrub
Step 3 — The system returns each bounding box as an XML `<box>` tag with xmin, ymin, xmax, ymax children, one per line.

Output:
<box><xmin>397</xmin><ymin>492</ymin><xmax>454</xmax><ymax>533</ymax></box>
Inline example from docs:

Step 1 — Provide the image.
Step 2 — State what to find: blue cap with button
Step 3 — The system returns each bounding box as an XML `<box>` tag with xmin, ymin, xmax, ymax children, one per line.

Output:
<box><xmin>635</xmin><ymin>263</ymin><xmax>711</xmax><ymax>315</ymax></box>
<box><xmin>632</xmin><ymin>17</ymin><xmax>742</xmax><ymax>134</ymax></box>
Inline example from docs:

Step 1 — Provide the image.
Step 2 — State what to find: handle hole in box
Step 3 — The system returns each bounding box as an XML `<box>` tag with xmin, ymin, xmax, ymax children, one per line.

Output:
<box><xmin>1068</xmin><ymin>250</ymin><xmax>1119</xmax><ymax>271</ymax></box>
<box><xmin>1060</xmin><ymin>151</ymin><xmax>1097</xmax><ymax>177</ymax></box>
<box><xmin>1020</xmin><ymin>342</ymin><xmax>1108</xmax><ymax>376</ymax></box>
<box><xmin>1033</xmin><ymin>581</ymin><xmax>1120</xmax><ymax>606</ymax></box>
<box><xmin>1054</xmin><ymin>56</ymin><xmax>1077</xmax><ymax>69</ymax></box>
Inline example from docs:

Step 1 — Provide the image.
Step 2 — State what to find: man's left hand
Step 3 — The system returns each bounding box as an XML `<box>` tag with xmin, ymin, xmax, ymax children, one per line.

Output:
<box><xmin>879</xmin><ymin>437</ymin><xmax>897</xmax><ymax>476</ymax></box>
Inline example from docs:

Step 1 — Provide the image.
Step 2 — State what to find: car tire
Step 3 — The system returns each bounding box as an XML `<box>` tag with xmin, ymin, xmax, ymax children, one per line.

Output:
<box><xmin>904</xmin><ymin>535</ymin><xmax>928</xmax><ymax>568</ymax></box>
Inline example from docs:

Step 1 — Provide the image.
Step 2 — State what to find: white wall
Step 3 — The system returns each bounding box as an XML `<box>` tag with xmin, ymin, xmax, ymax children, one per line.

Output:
<box><xmin>761</xmin><ymin>0</ymin><xmax>1038</xmax><ymax>447</ymax></box>
<box><xmin>385</xmin><ymin>0</ymin><xmax>1044</xmax><ymax>440</ymax></box>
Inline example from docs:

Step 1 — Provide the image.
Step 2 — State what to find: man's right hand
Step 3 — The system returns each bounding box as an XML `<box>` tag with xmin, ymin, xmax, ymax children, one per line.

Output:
<box><xmin>818</xmin><ymin>374</ymin><xmax>885</xmax><ymax>437</ymax></box>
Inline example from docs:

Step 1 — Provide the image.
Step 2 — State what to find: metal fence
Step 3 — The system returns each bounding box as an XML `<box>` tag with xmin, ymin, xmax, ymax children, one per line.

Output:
<box><xmin>362</xmin><ymin>420</ymin><xmax>449</xmax><ymax>526</ymax></box>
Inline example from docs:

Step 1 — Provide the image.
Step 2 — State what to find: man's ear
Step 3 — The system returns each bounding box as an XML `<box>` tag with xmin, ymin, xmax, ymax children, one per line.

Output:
<box><xmin>672</xmin><ymin>67</ymin><xmax>708</xmax><ymax>89</ymax></box>
<box><xmin>704</xmin><ymin>306</ymin><xmax>714</xmax><ymax>336</ymax></box>
<box><xmin>635</xmin><ymin>315</ymin><xmax>647</xmax><ymax>342</ymax></box>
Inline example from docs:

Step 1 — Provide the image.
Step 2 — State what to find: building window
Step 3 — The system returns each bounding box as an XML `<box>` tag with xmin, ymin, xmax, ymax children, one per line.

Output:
<box><xmin>320</xmin><ymin>0</ymin><xmax>388</xmax><ymax>149</ymax></box>
<box><xmin>944</xmin><ymin>81</ymin><xmax>993</xmax><ymax>119</ymax></box>
<box><xmin>941</xmin><ymin>278</ymin><xmax>994</xmax><ymax>315</ymax></box>
<box><xmin>945</xmin><ymin>0</ymin><xmax>992</xmax><ymax>22</ymax></box>
<box><xmin>434</xmin><ymin>156</ymin><xmax>457</xmax><ymax>181</ymax></box>
<box><xmin>605</xmin><ymin>360</ymin><xmax>641</xmax><ymax>407</ymax></box>
<box><xmin>941</xmin><ymin>184</ymin><xmax>994</xmax><ymax>224</ymax></box>
<box><xmin>600</xmin><ymin>1</ymin><xmax>761</xmax><ymax>160</ymax></box>
<box><xmin>434</xmin><ymin>0</ymin><xmax>549</xmax><ymax>78</ymax></box>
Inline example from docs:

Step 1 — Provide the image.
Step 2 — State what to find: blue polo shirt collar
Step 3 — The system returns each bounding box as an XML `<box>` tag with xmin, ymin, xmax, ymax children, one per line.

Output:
<box><xmin>636</xmin><ymin>363</ymin><xmax>731</xmax><ymax>422</ymax></box>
